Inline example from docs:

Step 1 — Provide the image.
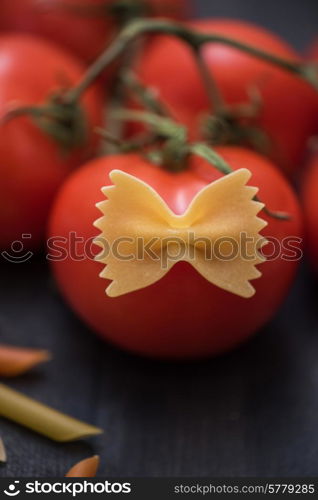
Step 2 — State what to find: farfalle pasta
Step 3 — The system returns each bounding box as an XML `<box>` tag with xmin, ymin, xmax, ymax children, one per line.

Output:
<box><xmin>94</xmin><ymin>168</ymin><xmax>267</xmax><ymax>298</ymax></box>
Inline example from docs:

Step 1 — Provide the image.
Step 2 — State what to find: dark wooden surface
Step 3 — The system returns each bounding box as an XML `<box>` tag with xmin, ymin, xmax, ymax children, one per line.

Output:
<box><xmin>1</xmin><ymin>0</ymin><xmax>318</xmax><ymax>478</ymax></box>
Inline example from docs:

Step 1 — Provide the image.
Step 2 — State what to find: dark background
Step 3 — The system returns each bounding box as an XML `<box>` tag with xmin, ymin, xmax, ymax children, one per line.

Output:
<box><xmin>1</xmin><ymin>0</ymin><xmax>318</xmax><ymax>478</ymax></box>
<box><xmin>196</xmin><ymin>0</ymin><xmax>318</xmax><ymax>51</ymax></box>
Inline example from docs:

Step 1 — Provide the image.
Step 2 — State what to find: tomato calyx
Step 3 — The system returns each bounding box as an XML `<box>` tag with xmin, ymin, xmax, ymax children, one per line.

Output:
<box><xmin>99</xmin><ymin>108</ymin><xmax>190</xmax><ymax>172</ymax></box>
<box><xmin>36</xmin><ymin>93</ymin><xmax>88</xmax><ymax>152</ymax></box>
<box><xmin>201</xmin><ymin>90</ymin><xmax>271</xmax><ymax>157</ymax></box>
<box><xmin>3</xmin><ymin>92</ymin><xmax>88</xmax><ymax>153</ymax></box>
<box><xmin>190</xmin><ymin>42</ymin><xmax>271</xmax><ymax>157</ymax></box>
<box><xmin>109</xmin><ymin>72</ymin><xmax>250</xmax><ymax>173</ymax></box>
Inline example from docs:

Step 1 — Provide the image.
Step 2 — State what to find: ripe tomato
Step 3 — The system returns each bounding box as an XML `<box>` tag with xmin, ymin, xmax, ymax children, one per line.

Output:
<box><xmin>135</xmin><ymin>19</ymin><xmax>318</xmax><ymax>175</ymax></box>
<box><xmin>49</xmin><ymin>147</ymin><xmax>302</xmax><ymax>359</ymax></box>
<box><xmin>0</xmin><ymin>0</ymin><xmax>189</xmax><ymax>65</ymax></box>
<box><xmin>302</xmin><ymin>154</ymin><xmax>318</xmax><ymax>271</ymax></box>
<box><xmin>0</xmin><ymin>34</ymin><xmax>103</xmax><ymax>250</ymax></box>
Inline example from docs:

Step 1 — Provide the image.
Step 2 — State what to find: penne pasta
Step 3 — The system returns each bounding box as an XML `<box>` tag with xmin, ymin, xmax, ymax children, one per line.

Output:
<box><xmin>0</xmin><ymin>384</ymin><xmax>103</xmax><ymax>442</ymax></box>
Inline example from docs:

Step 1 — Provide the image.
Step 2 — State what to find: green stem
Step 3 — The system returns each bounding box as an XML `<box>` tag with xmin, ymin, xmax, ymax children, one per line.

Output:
<box><xmin>262</xmin><ymin>206</ymin><xmax>290</xmax><ymax>221</ymax></box>
<box><xmin>121</xmin><ymin>71</ymin><xmax>171</xmax><ymax>116</ymax></box>
<box><xmin>95</xmin><ymin>128</ymin><xmax>125</xmax><ymax>147</ymax></box>
<box><xmin>96</xmin><ymin>126</ymin><xmax>158</xmax><ymax>152</ymax></box>
<box><xmin>66</xmin><ymin>18</ymin><xmax>318</xmax><ymax>104</ymax></box>
<box><xmin>1</xmin><ymin>105</ymin><xmax>64</xmax><ymax>122</ymax></box>
<box><xmin>112</xmin><ymin>109</ymin><xmax>187</xmax><ymax>141</ymax></box>
<box><xmin>190</xmin><ymin>142</ymin><xmax>233</xmax><ymax>175</ymax></box>
<box><xmin>193</xmin><ymin>48</ymin><xmax>225</xmax><ymax>113</ymax></box>
<box><xmin>103</xmin><ymin>40</ymin><xmax>141</xmax><ymax>154</ymax></box>
<box><xmin>2</xmin><ymin>97</ymin><xmax>88</xmax><ymax>152</ymax></box>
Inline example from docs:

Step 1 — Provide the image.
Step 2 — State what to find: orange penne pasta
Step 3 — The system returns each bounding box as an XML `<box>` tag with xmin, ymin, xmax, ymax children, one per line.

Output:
<box><xmin>65</xmin><ymin>456</ymin><xmax>100</xmax><ymax>477</ymax></box>
<box><xmin>0</xmin><ymin>344</ymin><xmax>51</xmax><ymax>377</ymax></box>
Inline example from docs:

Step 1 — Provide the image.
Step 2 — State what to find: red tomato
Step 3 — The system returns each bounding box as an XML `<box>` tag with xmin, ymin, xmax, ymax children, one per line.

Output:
<box><xmin>49</xmin><ymin>147</ymin><xmax>303</xmax><ymax>359</ymax></box>
<box><xmin>302</xmin><ymin>154</ymin><xmax>318</xmax><ymax>271</ymax></box>
<box><xmin>0</xmin><ymin>34</ymin><xmax>103</xmax><ymax>250</ymax></box>
<box><xmin>135</xmin><ymin>19</ymin><xmax>318</xmax><ymax>175</ymax></box>
<box><xmin>0</xmin><ymin>0</ymin><xmax>189</xmax><ymax>65</ymax></box>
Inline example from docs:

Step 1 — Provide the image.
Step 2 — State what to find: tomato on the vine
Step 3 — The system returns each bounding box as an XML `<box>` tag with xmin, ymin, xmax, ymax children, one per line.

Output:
<box><xmin>135</xmin><ymin>19</ymin><xmax>318</xmax><ymax>175</ymax></box>
<box><xmin>0</xmin><ymin>34</ymin><xmax>103</xmax><ymax>250</ymax></box>
<box><xmin>302</xmin><ymin>154</ymin><xmax>318</xmax><ymax>272</ymax></box>
<box><xmin>49</xmin><ymin>147</ymin><xmax>303</xmax><ymax>359</ymax></box>
<box><xmin>0</xmin><ymin>0</ymin><xmax>189</xmax><ymax>65</ymax></box>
